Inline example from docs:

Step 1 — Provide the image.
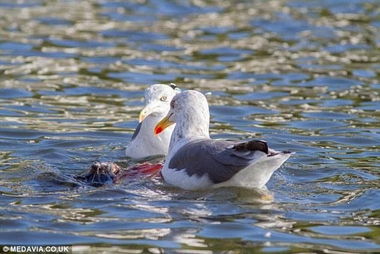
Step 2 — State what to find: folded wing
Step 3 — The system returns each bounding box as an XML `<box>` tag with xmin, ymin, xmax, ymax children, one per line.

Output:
<box><xmin>168</xmin><ymin>139</ymin><xmax>269</xmax><ymax>183</ymax></box>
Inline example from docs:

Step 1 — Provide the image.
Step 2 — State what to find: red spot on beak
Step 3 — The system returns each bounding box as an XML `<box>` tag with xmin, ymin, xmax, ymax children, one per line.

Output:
<box><xmin>155</xmin><ymin>126</ymin><xmax>163</xmax><ymax>135</ymax></box>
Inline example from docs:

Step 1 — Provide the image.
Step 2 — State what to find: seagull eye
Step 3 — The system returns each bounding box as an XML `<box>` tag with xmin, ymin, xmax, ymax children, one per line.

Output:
<box><xmin>160</xmin><ymin>96</ymin><xmax>167</xmax><ymax>102</ymax></box>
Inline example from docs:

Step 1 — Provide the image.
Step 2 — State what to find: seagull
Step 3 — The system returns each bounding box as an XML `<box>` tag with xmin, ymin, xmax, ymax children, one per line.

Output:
<box><xmin>125</xmin><ymin>84</ymin><xmax>180</xmax><ymax>160</ymax></box>
<box><xmin>154</xmin><ymin>90</ymin><xmax>293</xmax><ymax>190</ymax></box>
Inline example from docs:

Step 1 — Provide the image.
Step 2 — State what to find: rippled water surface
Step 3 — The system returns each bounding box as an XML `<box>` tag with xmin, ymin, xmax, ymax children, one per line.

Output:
<box><xmin>1</xmin><ymin>0</ymin><xmax>379</xmax><ymax>253</ymax></box>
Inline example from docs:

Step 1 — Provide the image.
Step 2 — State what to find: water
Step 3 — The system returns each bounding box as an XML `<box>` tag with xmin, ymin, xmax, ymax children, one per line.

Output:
<box><xmin>0</xmin><ymin>0</ymin><xmax>379</xmax><ymax>252</ymax></box>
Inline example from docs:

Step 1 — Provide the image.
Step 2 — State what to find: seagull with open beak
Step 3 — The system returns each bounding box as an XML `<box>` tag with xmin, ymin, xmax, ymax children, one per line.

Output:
<box><xmin>125</xmin><ymin>84</ymin><xmax>180</xmax><ymax>160</ymax></box>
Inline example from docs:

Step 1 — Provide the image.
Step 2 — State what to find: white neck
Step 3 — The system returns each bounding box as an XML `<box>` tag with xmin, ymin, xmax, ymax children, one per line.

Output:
<box><xmin>168</xmin><ymin>112</ymin><xmax>210</xmax><ymax>152</ymax></box>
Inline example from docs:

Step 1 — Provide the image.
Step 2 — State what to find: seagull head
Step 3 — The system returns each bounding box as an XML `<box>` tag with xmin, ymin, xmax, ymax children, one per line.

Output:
<box><xmin>139</xmin><ymin>84</ymin><xmax>180</xmax><ymax>122</ymax></box>
<box><xmin>154</xmin><ymin>90</ymin><xmax>210</xmax><ymax>136</ymax></box>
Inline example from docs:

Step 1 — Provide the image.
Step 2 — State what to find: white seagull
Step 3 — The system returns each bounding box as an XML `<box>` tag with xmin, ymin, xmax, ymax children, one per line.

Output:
<box><xmin>125</xmin><ymin>84</ymin><xmax>180</xmax><ymax>160</ymax></box>
<box><xmin>154</xmin><ymin>90</ymin><xmax>293</xmax><ymax>190</ymax></box>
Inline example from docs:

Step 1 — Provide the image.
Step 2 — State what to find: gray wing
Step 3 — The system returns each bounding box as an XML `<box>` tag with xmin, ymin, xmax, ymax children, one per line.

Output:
<box><xmin>168</xmin><ymin>139</ymin><xmax>268</xmax><ymax>183</ymax></box>
<box><xmin>131</xmin><ymin>122</ymin><xmax>142</xmax><ymax>141</ymax></box>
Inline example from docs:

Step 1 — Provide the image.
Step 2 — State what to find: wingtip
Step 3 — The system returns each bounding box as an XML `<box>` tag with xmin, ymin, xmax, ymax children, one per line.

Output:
<box><xmin>233</xmin><ymin>140</ymin><xmax>268</xmax><ymax>154</ymax></box>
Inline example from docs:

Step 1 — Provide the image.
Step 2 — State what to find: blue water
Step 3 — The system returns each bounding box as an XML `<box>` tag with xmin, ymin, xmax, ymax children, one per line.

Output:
<box><xmin>0</xmin><ymin>0</ymin><xmax>379</xmax><ymax>252</ymax></box>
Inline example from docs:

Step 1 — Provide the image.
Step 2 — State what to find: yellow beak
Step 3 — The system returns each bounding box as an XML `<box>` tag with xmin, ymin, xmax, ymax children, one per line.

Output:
<box><xmin>154</xmin><ymin>115</ymin><xmax>174</xmax><ymax>135</ymax></box>
<box><xmin>139</xmin><ymin>109</ymin><xmax>147</xmax><ymax>123</ymax></box>
<box><xmin>139</xmin><ymin>104</ymin><xmax>156</xmax><ymax>123</ymax></box>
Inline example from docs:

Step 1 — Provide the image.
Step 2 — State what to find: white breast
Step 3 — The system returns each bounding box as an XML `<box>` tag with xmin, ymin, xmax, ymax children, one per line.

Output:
<box><xmin>126</xmin><ymin>115</ymin><xmax>174</xmax><ymax>159</ymax></box>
